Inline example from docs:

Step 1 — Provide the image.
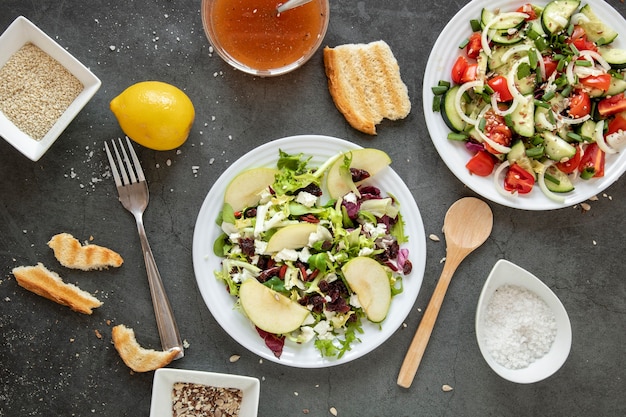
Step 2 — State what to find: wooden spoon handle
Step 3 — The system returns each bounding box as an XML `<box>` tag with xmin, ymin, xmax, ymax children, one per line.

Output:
<box><xmin>397</xmin><ymin>257</ymin><xmax>461</xmax><ymax>388</ymax></box>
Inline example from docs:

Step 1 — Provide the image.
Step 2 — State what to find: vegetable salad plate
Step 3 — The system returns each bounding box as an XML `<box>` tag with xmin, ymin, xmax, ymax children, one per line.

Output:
<box><xmin>192</xmin><ymin>135</ymin><xmax>426</xmax><ymax>367</ymax></box>
<box><xmin>423</xmin><ymin>0</ymin><xmax>626</xmax><ymax>210</ymax></box>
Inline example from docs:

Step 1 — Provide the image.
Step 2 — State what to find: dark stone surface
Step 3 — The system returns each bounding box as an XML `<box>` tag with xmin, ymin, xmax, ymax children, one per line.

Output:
<box><xmin>1</xmin><ymin>1</ymin><xmax>624</xmax><ymax>416</ymax></box>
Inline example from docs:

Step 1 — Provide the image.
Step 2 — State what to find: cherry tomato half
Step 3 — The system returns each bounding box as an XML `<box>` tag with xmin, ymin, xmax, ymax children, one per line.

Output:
<box><xmin>466</xmin><ymin>32</ymin><xmax>483</xmax><ymax>59</ymax></box>
<box><xmin>568</xmin><ymin>26</ymin><xmax>598</xmax><ymax>52</ymax></box>
<box><xmin>598</xmin><ymin>93</ymin><xmax>626</xmax><ymax>117</ymax></box>
<box><xmin>466</xmin><ymin>150</ymin><xmax>496</xmax><ymax>176</ymax></box>
<box><xmin>488</xmin><ymin>75</ymin><xmax>514</xmax><ymax>102</ymax></box>
<box><xmin>461</xmin><ymin>63</ymin><xmax>479</xmax><ymax>83</ymax></box>
<box><xmin>580</xmin><ymin>74</ymin><xmax>612</xmax><ymax>92</ymax></box>
<box><xmin>516</xmin><ymin>3</ymin><xmax>538</xmax><ymax>20</ymax></box>
<box><xmin>504</xmin><ymin>163</ymin><xmax>535</xmax><ymax>194</ymax></box>
<box><xmin>556</xmin><ymin>145</ymin><xmax>582</xmax><ymax>174</ymax></box>
<box><xmin>578</xmin><ymin>143</ymin><xmax>605</xmax><ymax>179</ymax></box>
<box><xmin>542</xmin><ymin>57</ymin><xmax>559</xmax><ymax>79</ymax></box>
<box><xmin>569</xmin><ymin>91</ymin><xmax>591</xmax><ymax>118</ymax></box>
<box><xmin>607</xmin><ymin>112</ymin><xmax>626</xmax><ymax>135</ymax></box>
<box><xmin>483</xmin><ymin>109</ymin><xmax>513</xmax><ymax>154</ymax></box>
<box><xmin>451</xmin><ymin>56</ymin><xmax>469</xmax><ymax>84</ymax></box>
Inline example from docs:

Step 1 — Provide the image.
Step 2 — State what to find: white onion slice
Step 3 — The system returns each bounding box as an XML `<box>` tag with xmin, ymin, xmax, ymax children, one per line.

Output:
<box><xmin>548</xmin><ymin>14</ymin><xmax>569</xmax><ymax>28</ymax></box>
<box><xmin>536</xmin><ymin>111</ymin><xmax>557</xmax><ymax>131</ymax></box>
<box><xmin>506</xmin><ymin>57</ymin><xmax>529</xmax><ymax>102</ymax></box>
<box><xmin>538</xmin><ymin>161</ymin><xmax>567</xmax><ymax>203</ymax></box>
<box><xmin>455</xmin><ymin>81</ymin><xmax>485</xmax><ymax>125</ymax></box>
<box><xmin>579</xmin><ymin>50</ymin><xmax>611</xmax><ymax>71</ymax></box>
<box><xmin>606</xmin><ymin>131</ymin><xmax>626</xmax><ymax>150</ymax></box>
<box><xmin>491</xmin><ymin>93</ymin><xmax>518</xmax><ymax>116</ymax></box>
<box><xmin>481</xmin><ymin>12</ymin><xmax>529</xmax><ymax>57</ymax></box>
<box><xmin>537</xmin><ymin>49</ymin><xmax>546</xmax><ymax>80</ymax></box>
<box><xmin>501</xmin><ymin>44</ymin><xmax>533</xmax><ymax>63</ymax></box>
<box><xmin>566</xmin><ymin>59</ymin><xmax>577</xmax><ymax>85</ymax></box>
<box><xmin>555</xmin><ymin>111</ymin><xmax>591</xmax><ymax>125</ymax></box>
<box><xmin>594</xmin><ymin>120</ymin><xmax>617</xmax><ymax>154</ymax></box>
<box><xmin>571</xmin><ymin>13</ymin><xmax>591</xmax><ymax>25</ymax></box>
<box><xmin>493</xmin><ymin>160</ymin><xmax>516</xmax><ymax>197</ymax></box>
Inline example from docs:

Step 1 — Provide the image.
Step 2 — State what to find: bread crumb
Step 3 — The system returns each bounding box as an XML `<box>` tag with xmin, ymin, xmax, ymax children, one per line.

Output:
<box><xmin>94</xmin><ymin>329</ymin><xmax>103</xmax><ymax>339</ymax></box>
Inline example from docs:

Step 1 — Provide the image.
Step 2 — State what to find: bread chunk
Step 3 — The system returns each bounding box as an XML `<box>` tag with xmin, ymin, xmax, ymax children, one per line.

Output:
<box><xmin>12</xmin><ymin>263</ymin><xmax>103</xmax><ymax>314</ymax></box>
<box><xmin>48</xmin><ymin>233</ymin><xmax>123</xmax><ymax>271</ymax></box>
<box><xmin>112</xmin><ymin>324</ymin><xmax>179</xmax><ymax>372</ymax></box>
<box><xmin>323</xmin><ymin>40</ymin><xmax>411</xmax><ymax>135</ymax></box>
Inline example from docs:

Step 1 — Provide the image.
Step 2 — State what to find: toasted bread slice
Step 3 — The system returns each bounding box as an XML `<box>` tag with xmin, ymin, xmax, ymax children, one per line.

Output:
<box><xmin>112</xmin><ymin>324</ymin><xmax>179</xmax><ymax>373</ymax></box>
<box><xmin>48</xmin><ymin>233</ymin><xmax>123</xmax><ymax>271</ymax></box>
<box><xmin>12</xmin><ymin>263</ymin><xmax>103</xmax><ymax>314</ymax></box>
<box><xmin>323</xmin><ymin>40</ymin><xmax>411</xmax><ymax>135</ymax></box>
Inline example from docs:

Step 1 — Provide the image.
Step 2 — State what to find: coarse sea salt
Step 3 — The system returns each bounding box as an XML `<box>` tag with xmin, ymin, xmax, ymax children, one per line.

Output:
<box><xmin>482</xmin><ymin>284</ymin><xmax>557</xmax><ymax>370</ymax></box>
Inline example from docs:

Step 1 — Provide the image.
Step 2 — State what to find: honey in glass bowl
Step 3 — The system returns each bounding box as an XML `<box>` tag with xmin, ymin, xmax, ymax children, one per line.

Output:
<box><xmin>201</xmin><ymin>0</ymin><xmax>329</xmax><ymax>76</ymax></box>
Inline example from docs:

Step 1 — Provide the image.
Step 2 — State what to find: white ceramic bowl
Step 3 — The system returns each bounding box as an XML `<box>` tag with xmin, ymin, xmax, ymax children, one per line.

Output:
<box><xmin>0</xmin><ymin>16</ymin><xmax>101</xmax><ymax>161</ymax></box>
<box><xmin>150</xmin><ymin>368</ymin><xmax>260</xmax><ymax>417</ymax></box>
<box><xmin>475</xmin><ymin>259</ymin><xmax>572</xmax><ymax>383</ymax></box>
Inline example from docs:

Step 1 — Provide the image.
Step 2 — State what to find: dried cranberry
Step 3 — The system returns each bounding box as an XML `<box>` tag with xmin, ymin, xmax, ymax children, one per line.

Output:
<box><xmin>403</xmin><ymin>259</ymin><xmax>413</xmax><ymax>275</ymax></box>
<box><xmin>243</xmin><ymin>207</ymin><xmax>257</xmax><ymax>218</ymax></box>
<box><xmin>257</xmin><ymin>266</ymin><xmax>281</xmax><ymax>282</ymax></box>
<box><xmin>300</xmin><ymin>214</ymin><xmax>320</xmax><ymax>223</ymax></box>
<box><xmin>297</xmin><ymin>183</ymin><xmax>323</xmax><ymax>197</ymax></box>
<box><xmin>350</xmin><ymin>168</ymin><xmax>370</xmax><ymax>182</ymax></box>
<box><xmin>238</xmin><ymin>238</ymin><xmax>256</xmax><ymax>258</ymax></box>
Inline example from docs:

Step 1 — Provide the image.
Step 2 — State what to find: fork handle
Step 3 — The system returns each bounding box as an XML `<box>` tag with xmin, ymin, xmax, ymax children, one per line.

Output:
<box><xmin>136</xmin><ymin>217</ymin><xmax>184</xmax><ymax>359</ymax></box>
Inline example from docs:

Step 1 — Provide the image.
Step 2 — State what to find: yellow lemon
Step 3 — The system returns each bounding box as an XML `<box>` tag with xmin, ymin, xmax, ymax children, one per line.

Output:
<box><xmin>110</xmin><ymin>81</ymin><xmax>195</xmax><ymax>151</ymax></box>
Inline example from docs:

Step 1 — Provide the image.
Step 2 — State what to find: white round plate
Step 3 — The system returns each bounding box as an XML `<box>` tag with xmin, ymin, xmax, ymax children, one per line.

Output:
<box><xmin>423</xmin><ymin>0</ymin><xmax>626</xmax><ymax>210</ymax></box>
<box><xmin>192</xmin><ymin>135</ymin><xmax>426</xmax><ymax>368</ymax></box>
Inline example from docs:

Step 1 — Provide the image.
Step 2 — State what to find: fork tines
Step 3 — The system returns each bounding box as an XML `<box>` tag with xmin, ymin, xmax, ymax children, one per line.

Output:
<box><xmin>105</xmin><ymin>137</ymin><xmax>146</xmax><ymax>186</ymax></box>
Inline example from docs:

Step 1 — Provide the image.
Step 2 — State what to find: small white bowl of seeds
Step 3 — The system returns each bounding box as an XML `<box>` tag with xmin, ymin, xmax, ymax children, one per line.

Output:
<box><xmin>0</xmin><ymin>16</ymin><xmax>101</xmax><ymax>161</ymax></box>
<box><xmin>150</xmin><ymin>368</ymin><xmax>260</xmax><ymax>417</ymax></box>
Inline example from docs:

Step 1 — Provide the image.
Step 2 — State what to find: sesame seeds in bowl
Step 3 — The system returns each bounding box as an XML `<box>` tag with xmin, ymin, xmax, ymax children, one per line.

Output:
<box><xmin>475</xmin><ymin>260</ymin><xmax>572</xmax><ymax>384</ymax></box>
<box><xmin>0</xmin><ymin>16</ymin><xmax>101</xmax><ymax>161</ymax></box>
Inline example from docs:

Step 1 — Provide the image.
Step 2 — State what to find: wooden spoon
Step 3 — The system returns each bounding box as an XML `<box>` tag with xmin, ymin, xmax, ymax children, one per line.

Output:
<box><xmin>397</xmin><ymin>197</ymin><xmax>493</xmax><ymax>388</ymax></box>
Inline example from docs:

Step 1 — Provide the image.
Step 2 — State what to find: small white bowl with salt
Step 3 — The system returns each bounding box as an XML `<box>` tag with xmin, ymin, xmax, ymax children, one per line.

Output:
<box><xmin>475</xmin><ymin>259</ymin><xmax>572</xmax><ymax>384</ymax></box>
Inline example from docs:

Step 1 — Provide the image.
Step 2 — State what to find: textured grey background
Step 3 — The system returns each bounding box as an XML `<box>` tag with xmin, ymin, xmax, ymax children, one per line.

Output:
<box><xmin>1</xmin><ymin>0</ymin><xmax>624</xmax><ymax>416</ymax></box>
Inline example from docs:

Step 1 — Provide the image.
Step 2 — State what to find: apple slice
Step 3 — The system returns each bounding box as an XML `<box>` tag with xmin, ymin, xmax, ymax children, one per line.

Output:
<box><xmin>239</xmin><ymin>278</ymin><xmax>310</xmax><ymax>334</ymax></box>
<box><xmin>224</xmin><ymin>167</ymin><xmax>278</xmax><ymax>212</ymax></box>
<box><xmin>265</xmin><ymin>223</ymin><xmax>318</xmax><ymax>253</ymax></box>
<box><xmin>326</xmin><ymin>149</ymin><xmax>391</xmax><ymax>199</ymax></box>
<box><xmin>342</xmin><ymin>257</ymin><xmax>391</xmax><ymax>323</ymax></box>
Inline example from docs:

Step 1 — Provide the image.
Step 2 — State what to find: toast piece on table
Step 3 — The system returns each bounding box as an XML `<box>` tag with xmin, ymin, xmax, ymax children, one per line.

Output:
<box><xmin>12</xmin><ymin>263</ymin><xmax>103</xmax><ymax>314</ymax></box>
<box><xmin>48</xmin><ymin>233</ymin><xmax>123</xmax><ymax>271</ymax></box>
<box><xmin>323</xmin><ymin>40</ymin><xmax>411</xmax><ymax>135</ymax></box>
<box><xmin>112</xmin><ymin>324</ymin><xmax>179</xmax><ymax>373</ymax></box>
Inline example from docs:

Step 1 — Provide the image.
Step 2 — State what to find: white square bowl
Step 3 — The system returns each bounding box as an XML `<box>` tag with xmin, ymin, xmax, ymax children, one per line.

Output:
<box><xmin>150</xmin><ymin>368</ymin><xmax>260</xmax><ymax>417</ymax></box>
<box><xmin>0</xmin><ymin>16</ymin><xmax>101</xmax><ymax>161</ymax></box>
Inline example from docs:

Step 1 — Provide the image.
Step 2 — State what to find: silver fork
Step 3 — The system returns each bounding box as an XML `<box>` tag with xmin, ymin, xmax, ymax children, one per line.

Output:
<box><xmin>105</xmin><ymin>137</ymin><xmax>184</xmax><ymax>360</ymax></box>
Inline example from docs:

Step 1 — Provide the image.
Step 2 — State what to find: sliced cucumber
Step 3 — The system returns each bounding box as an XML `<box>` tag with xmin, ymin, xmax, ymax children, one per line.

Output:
<box><xmin>441</xmin><ymin>85</ymin><xmax>466</xmax><ymax>133</ymax></box>
<box><xmin>545</xmin><ymin>165</ymin><xmax>574</xmax><ymax>193</ymax></box>
<box><xmin>489</xmin><ymin>28</ymin><xmax>525</xmax><ymax>45</ymax></box>
<box><xmin>481</xmin><ymin>8</ymin><xmax>527</xmax><ymax>30</ymax></box>
<box><xmin>493</xmin><ymin>60</ymin><xmax>536</xmax><ymax>95</ymax></box>
<box><xmin>507</xmin><ymin>140</ymin><xmax>535</xmax><ymax>177</ymax></box>
<box><xmin>578</xmin><ymin>4</ymin><xmax>618</xmax><ymax>46</ymax></box>
<box><xmin>534</xmin><ymin>106</ymin><xmax>555</xmax><ymax>132</ymax></box>
<box><xmin>474</xmin><ymin>51</ymin><xmax>489</xmax><ymax>94</ymax></box>
<box><xmin>510</xmin><ymin>96</ymin><xmax>535</xmax><ymax>137</ymax></box>
<box><xmin>542</xmin><ymin>131</ymin><xmax>577</xmax><ymax>161</ymax></box>
<box><xmin>488</xmin><ymin>41</ymin><xmax>534</xmax><ymax>70</ymax></box>
<box><xmin>598</xmin><ymin>46</ymin><xmax>626</xmax><ymax>70</ymax></box>
<box><xmin>606</xmin><ymin>76</ymin><xmax>626</xmax><ymax>96</ymax></box>
<box><xmin>578</xmin><ymin>119</ymin><xmax>597</xmax><ymax>141</ymax></box>
<box><xmin>541</xmin><ymin>0</ymin><xmax>580</xmax><ymax>34</ymax></box>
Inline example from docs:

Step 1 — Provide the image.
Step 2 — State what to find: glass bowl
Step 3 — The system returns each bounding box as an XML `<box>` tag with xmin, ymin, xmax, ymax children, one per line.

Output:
<box><xmin>201</xmin><ymin>0</ymin><xmax>329</xmax><ymax>77</ymax></box>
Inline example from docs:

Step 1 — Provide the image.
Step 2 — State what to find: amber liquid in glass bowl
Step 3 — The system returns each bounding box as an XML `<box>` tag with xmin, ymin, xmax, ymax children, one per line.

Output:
<box><xmin>202</xmin><ymin>0</ymin><xmax>329</xmax><ymax>75</ymax></box>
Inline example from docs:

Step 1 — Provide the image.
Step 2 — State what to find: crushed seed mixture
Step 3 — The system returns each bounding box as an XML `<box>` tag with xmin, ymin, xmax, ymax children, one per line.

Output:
<box><xmin>0</xmin><ymin>43</ymin><xmax>83</xmax><ymax>140</ymax></box>
<box><xmin>172</xmin><ymin>382</ymin><xmax>242</xmax><ymax>417</ymax></box>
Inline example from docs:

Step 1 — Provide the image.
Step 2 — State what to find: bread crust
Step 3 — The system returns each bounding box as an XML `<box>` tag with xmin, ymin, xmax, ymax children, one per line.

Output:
<box><xmin>323</xmin><ymin>40</ymin><xmax>411</xmax><ymax>135</ymax></box>
<box><xmin>12</xmin><ymin>263</ymin><xmax>103</xmax><ymax>314</ymax></box>
<box><xmin>112</xmin><ymin>324</ymin><xmax>179</xmax><ymax>372</ymax></box>
<box><xmin>48</xmin><ymin>233</ymin><xmax>123</xmax><ymax>271</ymax></box>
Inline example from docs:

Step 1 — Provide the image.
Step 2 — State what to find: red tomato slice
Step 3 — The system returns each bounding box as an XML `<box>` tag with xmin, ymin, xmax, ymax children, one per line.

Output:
<box><xmin>488</xmin><ymin>75</ymin><xmax>514</xmax><ymax>102</ymax></box>
<box><xmin>556</xmin><ymin>145</ymin><xmax>582</xmax><ymax>174</ymax></box>
<box><xmin>580</xmin><ymin>74</ymin><xmax>612</xmax><ymax>92</ymax></box>
<box><xmin>466</xmin><ymin>32</ymin><xmax>483</xmax><ymax>59</ymax></box>
<box><xmin>504</xmin><ymin>163</ymin><xmax>535</xmax><ymax>194</ymax></box>
<box><xmin>516</xmin><ymin>3</ymin><xmax>537</xmax><ymax>20</ymax></box>
<box><xmin>461</xmin><ymin>63</ymin><xmax>479</xmax><ymax>83</ymax></box>
<box><xmin>578</xmin><ymin>143</ymin><xmax>605</xmax><ymax>179</ymax></box>
<box><xmin>483</xmin><ymin>109</ymin><xmax>513</xmax><ymax>154</ymax></box>
<box><xmin>568</xmin><ymin>26</ymin><xmax>598</xmax><ymax>52</ymax></box>
<box><xmin>607</xmin><ymin>112</ymin><xmax>626</xmax><ymax>135</ymax></box>
<box><xmin>598</xmin><ymin>93</ymin><xmax>626</xmax><ymax>117</ymax></box>
<box><xmin>542</xmin><ymin>57</ymin><xmax>558</xmax><ymax>79</ymax></box>
<box><xmin>451</xmin><ymin>56</ymin><xmax>469</xmax><ymax>84</ymax></box>
<box><xmin>466</xmin><ymin>150</ymin><xmax>495</xmax><ymax>176</ymax></box>
<box><xmin>569</xmin><ymin>91</ymin><xmax>591</xmax><ymax>118</ymax></box>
